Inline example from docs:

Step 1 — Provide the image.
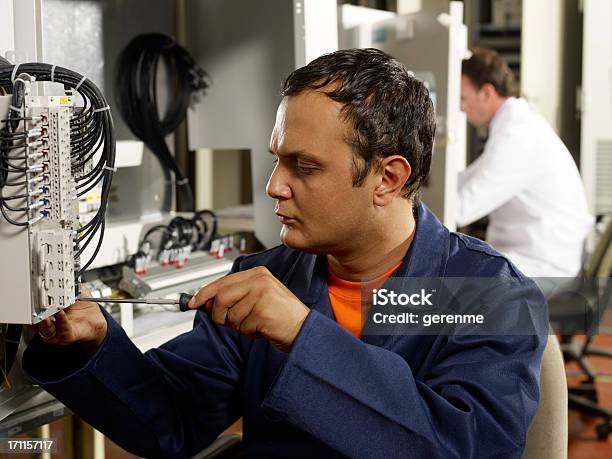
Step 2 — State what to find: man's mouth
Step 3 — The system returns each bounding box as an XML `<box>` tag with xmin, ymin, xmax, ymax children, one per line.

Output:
<box><xmin>275</xmin><ymin>213</ymin><xmax>297</xmax><ymax>224</ymax></box>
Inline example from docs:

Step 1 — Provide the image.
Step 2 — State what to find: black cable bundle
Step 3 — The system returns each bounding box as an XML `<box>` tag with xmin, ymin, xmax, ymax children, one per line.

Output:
<box><xmin>115</xmin><ymin>33</ymin><xmax>209</xmax><ymax>212</ymax></box>
<box><xmin>0</xmin><ymin>62</ymin><xmax>116</xmax><ymax>279</ymax></box>
<box><xmin>134</xmin><ymin>210</ymin><xmax>217</xmax><ymax>258</ymax></box>
<box><xmin>0</xmin><ymin>76</ymin><xmax>27</xmax><ymax>193</ymax></box>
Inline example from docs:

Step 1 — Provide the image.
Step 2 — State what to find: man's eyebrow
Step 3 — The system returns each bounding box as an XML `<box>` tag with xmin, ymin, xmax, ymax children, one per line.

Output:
<box><xmin>268</xmin><ymin>148</ymin><xmax>320</xmax><ymax>163</ymax></box>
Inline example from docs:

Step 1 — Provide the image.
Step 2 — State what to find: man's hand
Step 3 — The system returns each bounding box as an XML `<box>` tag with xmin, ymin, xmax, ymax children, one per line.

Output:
<box><xmin>188</xmin><ymin>267</ymin><xmax>310</xmax><ymax>352</ymax></box>
<box><xmin>31</xmin><ymin>294</ymin><xmax>108</xmax><ymax>356</ymax></box>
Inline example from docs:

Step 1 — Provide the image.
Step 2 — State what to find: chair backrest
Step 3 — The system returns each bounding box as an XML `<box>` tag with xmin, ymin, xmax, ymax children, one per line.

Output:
<box><xmin>522</xmin><ymin>334</ymin><xmax>568</xmax><ymax>459</ymax></box>
<box><xmin>586</xmin><ymin>216</ymin><xmax>612</xmax><ymax>326</ymax></box>
<box><xmin>585</xmin><ymin>216</ymin><xmax>612</xmax><ymax>278</ymax></box>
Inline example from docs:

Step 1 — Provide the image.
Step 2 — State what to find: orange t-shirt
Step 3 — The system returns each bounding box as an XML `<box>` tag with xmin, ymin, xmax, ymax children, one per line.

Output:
<box><xmin>327</xmin><ymin>261</ymin><xmax>403</xmax><ymax>338</ymax></box>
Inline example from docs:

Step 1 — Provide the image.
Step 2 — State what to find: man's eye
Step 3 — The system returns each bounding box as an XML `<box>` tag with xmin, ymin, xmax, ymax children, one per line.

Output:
<box><xmin>296</xmin><ymin>164</ymin><xmax>315</xmax><ymax>175</ymax></box>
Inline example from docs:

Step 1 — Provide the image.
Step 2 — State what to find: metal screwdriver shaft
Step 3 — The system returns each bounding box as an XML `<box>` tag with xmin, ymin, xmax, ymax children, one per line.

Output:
<box><xmin>78</xmin><ymin>293</ymin><xmax>194</xmax><ymax>311</ymax></box>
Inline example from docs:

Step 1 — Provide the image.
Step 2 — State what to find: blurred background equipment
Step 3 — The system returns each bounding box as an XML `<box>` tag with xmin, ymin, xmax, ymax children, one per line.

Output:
<box><xmin>549</xmin><ymin>216</ymin><xmax>612</xmax><ymax>440</ymax></box>
<box><xmin>339</xmin><ymin>1</ymin><xmax>468</xmax><ymax>230</ymax></box>
<box><xmin>580</xmin><ymin>0</ymin><xmax>612</xmax><ymax>217</ymax></box>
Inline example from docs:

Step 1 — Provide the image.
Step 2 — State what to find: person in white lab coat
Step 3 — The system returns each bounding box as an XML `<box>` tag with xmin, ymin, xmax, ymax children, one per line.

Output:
<box><xmin>457</xmin><ymin>48</ymin><xmax>593</xmax><ymax>277</ymax></box>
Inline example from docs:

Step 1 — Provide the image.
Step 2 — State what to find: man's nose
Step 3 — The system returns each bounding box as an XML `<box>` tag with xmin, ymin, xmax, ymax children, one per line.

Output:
<box><xmin>266</xmin><ymin>165</ymin><xmax>292</xmax><ymax>200</ymax></box>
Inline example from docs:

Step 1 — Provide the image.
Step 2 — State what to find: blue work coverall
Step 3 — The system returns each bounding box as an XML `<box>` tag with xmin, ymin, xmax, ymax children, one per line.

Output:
<box><xmin>23</xmin><ymin>203</ymin><xmax>547</xmax><ymax>458</ymax></box>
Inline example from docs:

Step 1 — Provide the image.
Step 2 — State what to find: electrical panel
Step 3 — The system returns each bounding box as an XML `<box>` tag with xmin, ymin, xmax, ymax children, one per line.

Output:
<box><xmin>0</xmin><ymin>64</ymin><xmax>114</xmax><ymax>325</ymax></box>
<box><xmin>0</xmin><ymin>90</ymin><xmax>78</xmax><ymax>323</ymax></box>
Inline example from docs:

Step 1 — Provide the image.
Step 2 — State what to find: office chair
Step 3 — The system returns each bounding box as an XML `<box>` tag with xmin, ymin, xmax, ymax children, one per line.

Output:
<box><xmin>549</xmin><ymin>215</ymin><xmax>612</xmax><ymax>440</ymax></box>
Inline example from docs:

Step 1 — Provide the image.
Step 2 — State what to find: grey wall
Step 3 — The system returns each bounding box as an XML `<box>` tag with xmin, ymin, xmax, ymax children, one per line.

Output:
<box><xmin>185</xmin><ymin>0</ymin><xmax>295</xmax><ymax>248</ymax></box>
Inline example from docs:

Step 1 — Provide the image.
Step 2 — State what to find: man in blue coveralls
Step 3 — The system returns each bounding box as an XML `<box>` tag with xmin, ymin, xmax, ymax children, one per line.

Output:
<box><xmin>25</xmin><ymin>49</ymin><xmax>546</xmax><ymax>458</ymax></box>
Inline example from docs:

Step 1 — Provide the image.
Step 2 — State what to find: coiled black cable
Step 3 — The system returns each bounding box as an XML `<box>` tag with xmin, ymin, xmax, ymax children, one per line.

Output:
<box><xmin>115</xmin><ymin>33</ymin><xmax>209</xmax><ymax>212</ymax></box>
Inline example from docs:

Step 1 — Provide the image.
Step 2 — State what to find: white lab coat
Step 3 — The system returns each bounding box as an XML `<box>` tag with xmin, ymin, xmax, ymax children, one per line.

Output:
<box><xmin>457</xmin><ymin>98</ymin><xmax>593</xmax><ymax>277</ymax></box>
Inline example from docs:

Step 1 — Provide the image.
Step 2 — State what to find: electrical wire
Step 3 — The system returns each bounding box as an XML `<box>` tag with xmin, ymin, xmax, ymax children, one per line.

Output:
<box><xmin>115</xmin><ymin>33</ymin><xmax>209</xmax><ymax>212</ymax></box>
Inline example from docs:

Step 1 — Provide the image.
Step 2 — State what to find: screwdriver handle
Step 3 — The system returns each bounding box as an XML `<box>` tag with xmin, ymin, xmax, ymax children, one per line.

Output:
<box><xmin>178</xmin><ymin>293</ymin><xmax>194</xmax><ymax>312</ymax></box>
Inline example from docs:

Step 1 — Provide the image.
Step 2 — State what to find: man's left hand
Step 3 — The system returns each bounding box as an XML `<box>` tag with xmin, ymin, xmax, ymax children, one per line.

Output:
<box><xmin>187</xmin><ymin>266</ymin><xmax>310</xmax><ymax>352</ymax></box>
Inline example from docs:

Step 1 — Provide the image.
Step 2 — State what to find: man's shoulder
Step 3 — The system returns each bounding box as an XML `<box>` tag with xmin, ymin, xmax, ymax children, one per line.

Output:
<box><xmin>232</xmin><ymin>232</ymin><xmax>525</xmax><ymax>279</ymax></box>
<box><xmin>497</xmin><ymin>99</ymin><xmax>550</xmax><ymax>137</ymax></box>
<box><xmin>447</xmin><ymin>232</ymin><xmax>523</xmax><ymax>278</ymax></box>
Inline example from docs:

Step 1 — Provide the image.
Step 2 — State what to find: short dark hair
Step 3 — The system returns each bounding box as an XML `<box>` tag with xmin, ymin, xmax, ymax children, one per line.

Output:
<box><xmin>281</xmin><ymin>48</ymin><xmax>435</xmax><ymax>200</ymax></box>
<box><xmin>462</xmin><ymin>48</ymin><xmax>516</xmax><ymax>97</ymax></box>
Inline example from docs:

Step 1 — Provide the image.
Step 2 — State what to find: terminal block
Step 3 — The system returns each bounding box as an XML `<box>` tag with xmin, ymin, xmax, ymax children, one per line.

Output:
<box><xmin>32</xmin><ymin>230</ymin><xmax>76</xmax><ymax>311</ymax></box>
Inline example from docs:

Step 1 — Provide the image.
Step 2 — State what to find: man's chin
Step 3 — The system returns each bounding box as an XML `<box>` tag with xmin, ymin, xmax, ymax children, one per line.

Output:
<box><xmin>280</xmin><ymin>231</ymin><xmax>326</xmax><ymax>255</ymax></box>
<box><xmin>280</xmin><ymin>231</ymin><xmax>304</xmax><ymax>250</ymax></box>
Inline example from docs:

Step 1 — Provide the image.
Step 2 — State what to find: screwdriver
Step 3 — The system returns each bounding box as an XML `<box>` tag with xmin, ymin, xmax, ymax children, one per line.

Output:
<box><xmin>78</xmin><ymin>293</ymin><xmax>195</xmax><ymax>312</ymax></box>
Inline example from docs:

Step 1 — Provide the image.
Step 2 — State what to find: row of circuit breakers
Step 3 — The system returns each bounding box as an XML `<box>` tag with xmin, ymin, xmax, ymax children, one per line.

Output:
<box><xmin>21</xmin><ymin>95</ymin><xmax>77</xmax><ymax>311</ymax></box>
<box><xmin>0</xmin><ymin>64</ymin><xmax>115</xmax><ymax>324</ymax></box>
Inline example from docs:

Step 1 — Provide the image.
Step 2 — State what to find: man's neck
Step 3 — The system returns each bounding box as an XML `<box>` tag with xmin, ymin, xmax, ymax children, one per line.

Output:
<box><xmin>327</xmin><ymin>202</ymin><xmax>416</xmax><ymax>281</ymax></box>
<box><xmin>486</xmin><ymin>96</ymin><xmax>510</xmax><ymax>127</ymax></box>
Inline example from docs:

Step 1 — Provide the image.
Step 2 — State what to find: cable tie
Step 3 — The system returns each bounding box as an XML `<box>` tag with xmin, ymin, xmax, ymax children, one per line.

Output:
<box><xmin>177</xmin><ymin>178</ymin><xmax>189</xmax><ymax>185</ymax></box>
<box><xmin>93</xmin><ymin>105</ymin><xmax>110</xmax><ymax>113</ymax></box>
<box><xmin>75</xmin><ymin>75</ymin><xmax>87</xmax><ymax>91</ymax></box>
<box><xmin>50</xmin><ymin>65</ymin><xmax>56</xmax><ymax>82</ymax></box>
<box><xmin>103</xmin><ymin>165</ymin><xmax>117</xmax><ymax>172</ymax></box>
<box><xmin>13</xmin><ymin>77</ymin><xmax>28</xmax><ymax>86</ymax></box>
<box><xmin>9</xmin><ymin>105</ymin><xmax>22</xmax><ymax>113</ymax></box>
<box><xmin>10</xmin><ymin>64</ymin><xmax>21</xmax><ymax>83</ymax></box>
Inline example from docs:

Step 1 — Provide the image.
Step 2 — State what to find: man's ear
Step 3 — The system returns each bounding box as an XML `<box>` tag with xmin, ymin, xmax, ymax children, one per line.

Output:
<box><xmin>373</xmin><ymin>155</ymin><xmax>411</xmax><ymax>206</ymax></box>
<box><xmin>481</xmin><ymin>83</ymin><xmax>498</xmax><ymax>101</ymax></box>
